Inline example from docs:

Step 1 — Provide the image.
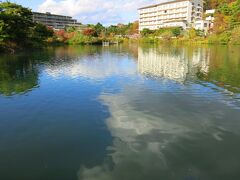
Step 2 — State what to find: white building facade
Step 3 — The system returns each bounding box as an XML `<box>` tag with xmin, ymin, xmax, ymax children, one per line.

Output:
<box><xmin>194</xmin><ymin>20</ymin><xmax>210</xmax><ymax>32</ymax></box>
<box><xmin>138</xmin><ymin>0</ymin><xmax>203</xmax><ymax>31</ymax></box>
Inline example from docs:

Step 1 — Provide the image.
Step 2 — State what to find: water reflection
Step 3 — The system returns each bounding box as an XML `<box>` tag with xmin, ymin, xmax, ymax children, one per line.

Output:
<box><xmin>0</xmin><ymin>54</ymin><xmax>40</xmax><ymax>96</ymax></box>
<box><xmin>138</xmin><ymin>46</ymin><xmax>210</xmax><ymax>82</ymax></box>
<box><xmin>78</xmin><ymin>83</ymin><xmax>240</xmax><ymax>180</ymax></box>
<box><xmin>0</xmin><ymin>45</ymin><xmax>240</xmax><ymax>180</ymax></box>
<box><xmin>1</xmin><ymin>45</ymin><xmax>239</xmax><ymax>96</ymax></box>
<box><xmin>43</xmin><ymin>45</ymin><xmax>137</xmax><ymax>80</ymax></box>
<box><xmin>0</xmin><ymin>45</ymin><xmax>137</xmax><ymax>96</ymax></box>
<box><xmin>197</xmin><ymin>46</ymin><xmax>240</xmax><ymax>93</ymax></box>
<box><xmin>138</xmin><ymin>45</ymin><xmax>240</xmax><ymax>96</ymax></box>
<box><xmin>46</xmin><ymin>53</ymin><xmax>136</xmax><ymax>80</ymax></box>
<box><xmin>77</xmin><ymin>45</ymin><xmax>240</xmax><ymax>180</ymax></box>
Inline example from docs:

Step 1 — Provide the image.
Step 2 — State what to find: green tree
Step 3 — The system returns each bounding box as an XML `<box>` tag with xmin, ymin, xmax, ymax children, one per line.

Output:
<box><xmin>30</xmin><ymin>23</ymin><xmax>54</xmax><ymax>43</ymax></box>
<box><xmin>93</xmin><ymin>22</ymin><xmax>105</xmax><ymax>37</ymax></box>
<box><xmin>0</xmin><ymin>1</ymin><xmax>33</xmax><ymax>44</ymax></box>
<box><xmin>171</xmin><ymin>27</ymin><xmax>182</xmax><ymax>37</ymax></box>
<box><xmin>128</xmin><ymin>21</ymin><xmax>139</xmax><ymax>35</ymax></box>
<box><xmin>106</xmin><ymin>25</ymin><xmax>118</xmax><ymax>36</ymax></box>
<box><xmin>141</xmin><ymin>28</ymin><xmax>152</xmax><ymax>37</ymax></box>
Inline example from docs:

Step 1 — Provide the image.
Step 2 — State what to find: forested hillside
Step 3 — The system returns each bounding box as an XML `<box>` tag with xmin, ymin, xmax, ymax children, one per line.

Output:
<box><xmin>205</xmin><ymin>0</ymin><xmax>240</xmax><ymax>33</ymax></box>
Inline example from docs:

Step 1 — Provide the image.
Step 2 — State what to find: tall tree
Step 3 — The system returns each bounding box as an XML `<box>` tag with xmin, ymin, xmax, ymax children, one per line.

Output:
<box><xmin>93</xmin><ymin>23</ymin><xmax>105</xmax><ymax>37</ymax></box>
<box><xmin>0</xmin><ymin>2</ymin><xmax>33</xmax><ymax>44</ymax></box>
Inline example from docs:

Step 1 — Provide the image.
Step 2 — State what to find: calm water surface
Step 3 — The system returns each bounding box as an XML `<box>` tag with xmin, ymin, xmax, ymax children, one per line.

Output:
<box><xmin>0</xmin><ymin>44</ymin><xmax>240</xmax><ymax>180</ymax></box>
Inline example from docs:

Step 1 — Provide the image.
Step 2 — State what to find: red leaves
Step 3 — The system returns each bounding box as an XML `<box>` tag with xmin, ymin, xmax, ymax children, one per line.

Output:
<box><xmin>54</xmin><ymin>30</ymin><xmax>76</xmax><ymax>42</ymax></box>
<box><xmin>82</xmin><ymin>28</ymin><xmax>96</xmax><ymax>36</ymax></box>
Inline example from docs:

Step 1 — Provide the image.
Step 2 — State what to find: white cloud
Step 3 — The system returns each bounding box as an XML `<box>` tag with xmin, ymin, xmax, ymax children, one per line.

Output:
<box><xmin>37</xmin><ymin>0</ymin><xmax>157</xmax><ymax>25</ymax></box>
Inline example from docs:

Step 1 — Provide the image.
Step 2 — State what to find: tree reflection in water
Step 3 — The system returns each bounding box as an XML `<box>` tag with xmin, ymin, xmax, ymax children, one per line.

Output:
<box><xmin>0</xmin><ymin>54</ymin><xmax>40</xmax><ymax>96</ymax></box>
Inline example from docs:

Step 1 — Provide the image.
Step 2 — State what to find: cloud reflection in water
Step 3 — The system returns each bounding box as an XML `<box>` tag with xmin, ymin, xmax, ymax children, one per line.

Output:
<box><xmin>45</xmin><ymin>53</ymin><xmax>136</xmax><ymax>80</ymax></box>
<box><xmin>77</xmin><ymin>46</ymin><xmax>240</xmax><ymax>180</ymax></box>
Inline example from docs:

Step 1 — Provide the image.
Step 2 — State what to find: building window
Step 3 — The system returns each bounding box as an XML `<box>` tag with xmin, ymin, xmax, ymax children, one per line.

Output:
<box><xmin>204</xmin><ymin>23</ymin><xmax>208</xmax><ymax>27</ymax></box>
<box><xmin>164</xmin><ymin>10</ymin><xmax>167</xmax><ymax>13</ymax></box>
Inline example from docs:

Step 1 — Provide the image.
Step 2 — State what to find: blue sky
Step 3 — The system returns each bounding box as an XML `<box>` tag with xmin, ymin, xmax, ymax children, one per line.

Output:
<box><xmin>10</xmin><ymin>0</ymin><xmax>158</xmax><ymax>25</ymax></box>
<box><xmin>12</xmin><ymin>0</ymin><xmax>44</xmax><ymax>10</ymax></box>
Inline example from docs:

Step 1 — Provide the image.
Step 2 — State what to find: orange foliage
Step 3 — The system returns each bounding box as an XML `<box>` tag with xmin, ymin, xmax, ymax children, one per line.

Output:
<box><xmin>213</xmin><ymin>13</ymin><xmax>230</xmax><ymax>33</ymax></box>
<box><xmin>82</xmin><ymin>28</ymin><xmax>95</xmax><ymax>36</ymax></box>
<box><xmin>54</xmin><ymin>30</ymin><xmax>76</xmax><ymax>42</ymax></box>
<box><xmin>129</xmin><ymin>21</ymin><xmax>139</xmax><ymax>35</ymax></box>
<box><xmin>55</xmin><ymin>30</ymin><xmax>65</xmax><ymax>37</ymax></box>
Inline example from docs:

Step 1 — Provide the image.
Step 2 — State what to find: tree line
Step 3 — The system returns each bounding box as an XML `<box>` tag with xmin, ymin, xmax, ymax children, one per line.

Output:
<box><xmin>1</xmin><ymin>0</ymin><xmax>240</xmax><ymax>53</ymax></box>
<box><xmin>0</xmin><ymin>1</ymin><xmax>139</xmax><ymax>52</ymax></box>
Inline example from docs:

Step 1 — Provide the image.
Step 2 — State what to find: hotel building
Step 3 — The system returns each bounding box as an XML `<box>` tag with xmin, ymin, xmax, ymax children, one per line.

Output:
<box><xmin>32</xmin><ymin>12</ymin><xmax>81</xmax><ymax>30</ymax></box>
<box><xmin>138</xmin><ymin>0</ymin><xmax>203</xmax><ymax>31</ymax></box>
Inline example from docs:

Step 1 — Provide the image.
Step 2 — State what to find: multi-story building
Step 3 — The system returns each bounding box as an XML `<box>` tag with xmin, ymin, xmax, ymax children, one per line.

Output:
<box><xmin>138</xmin><ymin>0</ymin><xmax>203</xmax><ymax>31</ymax></box>
<box><xmin>32</xmin><ymin>12</ymin><xmax>81</xmax><ymax>30</ymax></box>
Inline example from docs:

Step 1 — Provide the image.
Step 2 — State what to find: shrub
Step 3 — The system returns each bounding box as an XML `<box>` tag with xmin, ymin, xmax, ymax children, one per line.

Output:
<box><xmin>230</xmin><ymin>26</ymin><xmax>240</xmax><ymax>44</ymax></box>
<box><xmin>140</xmin><ymin>37</ymin><xmax>158</xmax><ymax>43</ymax></box>
<box><xmin>188</xmin><ymin>28</ymin><xmax>198</xmax><ymax>39</ymax></box>
<box><xmin>171</xmin><ymin>27</ymin><xmax>182</xmax><ymax>37</ymax></box>
<box><xmin>67</xmin><ymin>32</ymin><xmax>99</xmax><ymax>44</ymax></box>
<box><xmin>219</xmin><ymin>31</ymin><xmax>231</xmax><ymax>44</ymax></box>
<box><xmin>141</xmin><ymin>28</ymin><xmax>153</xmax><ymax>37</ymax></box>
<box><xmin>208</xmin><ymin>31</ymin><xmax>231</xmax><ymax>44</ymax></box>
<box><xmin>208</xmin><ymin>34</ymin><xmax>219</xmax><ymax>44</ymax></box>
<box><xmin>161</xmin><ymin>31</ymin><xmax>173</xmax><ymax>40</ymax></box>
<box><xmin>153</xmin><ymin>27</ymin><xmax>182</xmax><ymax>37</ymax></box>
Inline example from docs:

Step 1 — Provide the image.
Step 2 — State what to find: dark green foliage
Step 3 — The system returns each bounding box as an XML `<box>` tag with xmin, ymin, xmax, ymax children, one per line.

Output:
<box><xmin>196</xmin><ymin>29</ymin><xmax>205</xmax><ymax>37</ymax></box>
<box><xmin>0</xmin><ymin>1</ymin><xmax>33</xmax><ymax>43</ymax></box>
<box><xmin>93</xmin><ymin>22</ymin><xmax>105</xmax><ymax>36</ymax></box>
<box><xmin>140</xmin><ymin>27</ymin><xmax>182</xmax><ymax>38</ymax></box>
<box><xmin>30</xmin><ymin>23</ymin><xmax>54</xmax><ymax>43</ymax></box>
<box><xmin>141</xmin><ymin>28</ymin><xmax>153</xmax><ymax>36</ymax></box>
<box><xmin>106</xmin><ymin>25</ymin><xmax>118</xmax><ymax>35</ymax></box>
<box><xmin>0</xmin><ymin>54</ymin><xmax>39</xmax><ymax>95</ymax></box>
<box><xmin>219</xmin><ymin>3</ymin><xmax>233</xmax><ymax>15</ymax></box>
<box><xmin>105</xmin><ymin>22</ymin><xmax>138</xmax><ymax>36</ymax></box>
<box><xmin>0</xmin><ymin>1</ymin><xmax>54</xmax><ymax>52</ymax></box>
<box><xmin>171</xmin><ymin>27</ymin><xmax>182</xmax><ymax>37</ymax></box>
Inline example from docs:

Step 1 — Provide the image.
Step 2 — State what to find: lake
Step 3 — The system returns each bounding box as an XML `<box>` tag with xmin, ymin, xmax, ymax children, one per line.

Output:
<box><xmin>0</xmin><ymin>44</ymin><xmax>240</xmax><ymax>180</ymax></box>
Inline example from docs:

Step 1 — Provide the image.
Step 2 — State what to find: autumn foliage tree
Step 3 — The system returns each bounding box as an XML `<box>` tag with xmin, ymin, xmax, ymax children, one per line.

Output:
<box><xmin>129</xmin><ymin>21</ymin><xmax>139</xmax><ymax>35</ymax></box>
<box><xmin>207</xmin><ymin>0</ymin><xmax>240</xmax><ymax>33</ymax></box>
<box><xmin>54</xmin><ymin>30</ymin><xmax>75</xmax><ymax>42</ymax></box>
<box><xmin>82</xmin><ymin>28</ymin><xmax>96</xmax><ymax>36</ymax></box>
